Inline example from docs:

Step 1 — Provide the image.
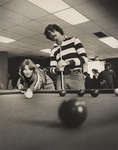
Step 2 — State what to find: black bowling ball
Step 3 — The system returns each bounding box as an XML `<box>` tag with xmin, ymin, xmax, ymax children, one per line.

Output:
<box><xmin>58</xmin><ymin>98</ymin><xmax>87</xmax><ymax>128</ymax></box>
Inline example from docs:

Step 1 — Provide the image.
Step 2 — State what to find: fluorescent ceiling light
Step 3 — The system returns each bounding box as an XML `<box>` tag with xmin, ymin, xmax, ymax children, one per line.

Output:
<box><xmin>0</xmin><ymin>36</ymin><xmax>15</xmax><ymax>43</ymax></box>
<box><xmin>27</xmin><ymin>0</ymin><xmax>70</xmax><ymax>13</ymax></box>
<box><xmin>54</xmin><ymin>8</ymin><xmax>89</xmax><ymax>25</ymax></box>
<box><xmin>99</xmin><ymin>36</ymin><xmax>118</xmax><ymax>48</ymax></box>
<box><xmin>40</xmin><ymin>49</ymin><xmax>51</xmax><ymax>54</ymax></box>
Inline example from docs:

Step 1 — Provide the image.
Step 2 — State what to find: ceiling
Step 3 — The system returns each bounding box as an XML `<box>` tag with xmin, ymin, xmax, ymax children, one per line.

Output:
<box><xmin>0</xmin><ymin>0</ymin><xmax>118</xmax><ymax>59</ymax></box>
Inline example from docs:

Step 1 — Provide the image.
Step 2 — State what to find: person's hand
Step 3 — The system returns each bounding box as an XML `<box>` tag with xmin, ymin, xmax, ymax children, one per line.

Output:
<box><xmin>64</xmin><ymin>60</ymin><xmax>76</xmax><ymax>72</ymax></box>
<box><xmin>24</xmin><ymin>88</ymin><xmax>33</xmax><ymax>99</ymax></box>
<box><xmin>18</xmin><ymin>84</ymin><xmax>24</xmax><ymax>90</ymax></box>
<box><xmin>54</xmin><ymin>67</ymin><xmax>60</xmax><ymax>74</ymax></box>
<box><xmin>58</xmin><ymin>60</ymin><xmax>67</xmax><ymax>68</ymax></box>
<box><xmin>58</xmin><ymin>66</ymin><xmax>65</xmax><ymax>72</ymax></box>
<box><xmin>57</xmin><ymin>60</ymin><xmax>67</xmax><ymax>72</ymax></box>
<box><xmin>57</xmin><ymin>59</ymin><xmax>75</xmax><ymax>72</ymax></box>
<box><xmin>67</xmin><ymin>60</ymin><xmax>75</xmax><ymax>69</ymax></box>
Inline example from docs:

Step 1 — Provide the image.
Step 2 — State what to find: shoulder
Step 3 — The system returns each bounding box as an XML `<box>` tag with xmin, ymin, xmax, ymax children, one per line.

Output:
<box><xmin>72</xmin><ymin>36</ymin><xmax>81</xmax><ymax>44</ymax></box>
<box><xmin>64</xmin><ymin>36</ymin><xmax>79</xmax><ymax>45</ymax></box>
<box><xmin>66</xmin><ymin>36</ymin><xmax>76</xmax><ymax>41</ymax></box>
<box><xmin>52</xmin><ymin>43</ymin><xmax>58</xmax><ymax>49</ymax></box>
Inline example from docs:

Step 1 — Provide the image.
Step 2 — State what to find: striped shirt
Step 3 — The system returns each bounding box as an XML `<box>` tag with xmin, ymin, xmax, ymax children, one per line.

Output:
<box><xmin>50</xmin><ymin>36</ymin><xmax>88</xmax><ymax>74</ymax></box>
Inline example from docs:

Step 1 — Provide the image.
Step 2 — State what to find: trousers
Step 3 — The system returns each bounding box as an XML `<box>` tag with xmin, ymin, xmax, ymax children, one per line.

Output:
<box><xmin>56</xmin><ymin>70</ymin><xmax>85</xmax><ymax>90</ymax></box>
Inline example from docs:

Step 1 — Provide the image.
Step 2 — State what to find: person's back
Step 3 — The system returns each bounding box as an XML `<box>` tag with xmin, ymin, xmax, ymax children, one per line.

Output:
<box><xmin>101</xmin><ymin>69</ymin><xmax>115</xmax><ymax>88</ymax></box>
<box><xmin>98</xmin><ymin>63</ymin><xmax>115</xmax><ymax>89</ymax></box>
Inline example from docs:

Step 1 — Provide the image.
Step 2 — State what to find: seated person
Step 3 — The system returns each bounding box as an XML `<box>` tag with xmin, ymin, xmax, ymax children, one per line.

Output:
<box><xmin>17</xmin><ymin>59</ymin><xmax>55</xmax><ymax>98</ymax></box>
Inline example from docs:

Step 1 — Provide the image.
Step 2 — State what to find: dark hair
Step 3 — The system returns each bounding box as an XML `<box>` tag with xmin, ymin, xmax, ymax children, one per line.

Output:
<box><xmin>105</xmin><ymin>63</ymin><xmax>111</xmax><ymax>69</ymax></box>
<box><xmin>92</xmin><ymin>69</ymin><xmax>98</xmax><ymax>73</ymax></box>
<box><xmin>19</xmin><ymin>59</ymin><xmax>36</xmax><ymax>77</ymax></box>
<box><xmin>44</xmin><ymin>24</ymin><xmax>64</xmax><ymax>40</ymax></box>
<box><xmin>84</xmin><ymin>72</ymin><xmax>90</xmax><ymax>76</ymax></box>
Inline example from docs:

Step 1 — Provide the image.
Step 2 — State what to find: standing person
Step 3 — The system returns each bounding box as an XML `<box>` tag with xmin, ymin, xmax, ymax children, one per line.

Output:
<box><xmin>44</xmin><ymin>24</ymin><xmax>88</xmax><ymax>90</ymax></box>
<box><xmin>17</xmin><ymin>59</ymin><xmax>55</xmax><ymax>98</ymax></box>
<box><xmin>84</xmin><ymin>72</ymin><xmax>92</xmax><ymax>89</ymax></box>
<box><xmin>92</xmin><ymin>69</ymin><xmax>99</xmax><ymax>89</ymax></box>
<box><xmin>98</xmin><ymin>63</ymin><xmax>116</xmax><ymax>89</ymax></box>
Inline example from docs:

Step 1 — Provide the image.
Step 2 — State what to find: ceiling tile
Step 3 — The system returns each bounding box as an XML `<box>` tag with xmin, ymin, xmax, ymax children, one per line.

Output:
<box><xmin>5</xmin><ymin>25</ymin><xmax>35</xmax><ymax>37</ymax></box>
<box><xmin>3</xmin><ymin>0</ymin><xmax>49</xmax><ymax>19</ymax></box>
<box><xmin>0</xmin><ymin>7</ymin><xmax>30</xmax><ymax>24</ymax></box>
<box><xmin>0</xmin><ymin>0</ymin><xmax>117</xmax><ymax>58</ymax></box>
<box><xmin>75</xmin><ymin>1</ymin><xmax>110</xmax><ymax>20</ymax></box>
<box><xmin>0</xmin><ymin>30</ymin><xmax>23</xmax><ymax>40</ymax></box>
<box><xmin>63</xmin><ymin>0</ymin><xmax>89</xmax><ymax>7</ymax></box>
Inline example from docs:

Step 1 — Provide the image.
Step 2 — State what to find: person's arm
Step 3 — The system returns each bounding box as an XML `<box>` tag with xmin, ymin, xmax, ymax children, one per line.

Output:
<box><xmin>17</xmin><ymin>78</ymin><xmax>24</xmax><ymax>90</ymax></box>
<box><xmin>74</xmin><ymin>37</ymin><xmax>88</xmax><ymax>72</ymax></box>
<box><xmin>50</xmin><ymin>47</ymin><xmax>59</xmax><ymax>74</ymax></box>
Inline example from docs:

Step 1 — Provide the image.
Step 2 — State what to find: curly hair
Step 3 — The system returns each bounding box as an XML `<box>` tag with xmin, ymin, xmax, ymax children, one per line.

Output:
<box><xmin>44</xmin><ymin>24</ymin><xmax>64</xmax><ymax>40</ymax></box>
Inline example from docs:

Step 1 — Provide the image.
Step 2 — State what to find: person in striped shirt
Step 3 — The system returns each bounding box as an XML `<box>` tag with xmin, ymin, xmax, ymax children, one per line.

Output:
<box><xmin>17</xmin><ymin>59</ymin><xmax>55</xmax><ymax>98</ymax></box>
<box><xmin>44</xmin><ymin>24</ymin><xmax>88</xmax><ymax>90</ymax></box>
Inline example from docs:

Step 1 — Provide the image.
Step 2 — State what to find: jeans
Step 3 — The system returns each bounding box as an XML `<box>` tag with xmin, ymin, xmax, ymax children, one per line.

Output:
<box><xmin>56</xmin><ymin>70</ymin><xmax>85</xmax><ymax>90</ymax></box>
